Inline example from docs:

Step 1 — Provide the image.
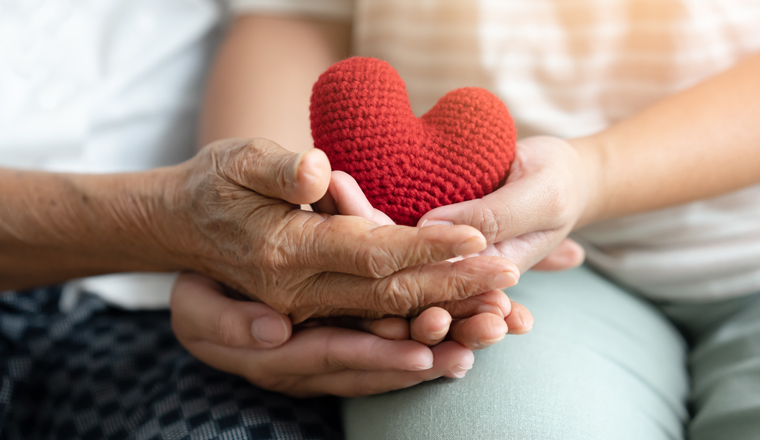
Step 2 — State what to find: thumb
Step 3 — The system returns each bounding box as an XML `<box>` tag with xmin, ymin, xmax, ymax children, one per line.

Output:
<box><xmin>222</xmin><ymin>138</ymin><xmax>332</xmax><ymax>205</ymax></box>
<box><xmin>171</xmin><ymin>273</ymin><xmax>293</xmax><ymax>349</ymax></box>
<box><xmin>313</xmin><ymin>171</ymin><xmax>395</xmax><ymax>225</ymax></box>
<box><xmin>531</xmin><ymin>238</ymin><xmax>585</xmax><ymax>271</ymax></box>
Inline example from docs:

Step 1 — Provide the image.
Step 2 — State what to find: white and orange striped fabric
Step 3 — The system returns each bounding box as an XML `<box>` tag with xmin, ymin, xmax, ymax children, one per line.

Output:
<box><xmin>232</xmin><ymin>0</ymin><xmax>760</xmax><ymax>302</ymax></box>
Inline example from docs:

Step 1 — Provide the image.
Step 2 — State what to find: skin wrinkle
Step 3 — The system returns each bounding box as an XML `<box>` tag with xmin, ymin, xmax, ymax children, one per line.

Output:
<box><xmin>119</xmin><ymin>178</ymin><xmax>173</xmax><ymax>259</ymax></box>
<box><xmin>386</xmin><ymin>263</ymin><xmax>426</xmax><ymax>316</ymax></box>
<box><xmin>474</xmin><ymin>201</ymin><xmax>503</xmax><ymax>244</ymax></box>
<box><xmin>319</xmin><ymin>326</ymin><xmax>340</xmax><ymax>371</ymax></box>
<box><xmin>215</xmin><ymin>305</ymin><xmax>244</xmax><ymax>348</ymax></box>
<box><xmin>446</xmin><ymin>260</ymin><xmax>470</xmax><ymax>303</ymax></box>
<box><xmin>296</xmin><ymin>211</ymin><xmax>338</xmax><ymax>271</ymax></box>
<box><xmin>356</xmin><ymin>230</ymin><xmax>397</xmax><ymax>278</ymax></box>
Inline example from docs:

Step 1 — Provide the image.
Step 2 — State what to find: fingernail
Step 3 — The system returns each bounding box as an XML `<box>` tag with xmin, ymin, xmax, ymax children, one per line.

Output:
<box><xmin>520</xmin><ymin>310</ymin><xmax>534</xmax><ymax>331</ymax></box>
<box><xmin>292</xmin><ymin>151</ymin><xmax>306</xmax><ymax>183</ymax></box>
<box><xmin>455</xmin><ymin>236</ymin><xmax>486</xmax><ymax>256</ymax></box>
<box><xmin>512</xmin><ymin>311</ymin><xmax>524</xmax><ymax>329</ymax></box>
<box><xmin>419</xmin><ymin>219</ymin><xmax>453</xmax><ymax>228</ymax></box>
<box><xmin>407</xmin><ymin>362</ymin><xmax>434</xmax><ymax>371</ymax></box>
<box><xmin>451</xmin><ymin>363</ymin><xmax>473</xmax><ymax>378</ymax></box>
<box><xmin>479</xmin><ymin>334</ymin><xmax>506</xmax><ymax>348</ymax></box>
<box><xmin>476</xmin><ymin>304</ymin><xmax>503</xmax><ymax>318</ymax></box>
<box><xmin>426</xmin><ymin>328</ymin><xmax>447</xmax><ymax>341</ymax></box>
<box><xmin>251</xmin><ymin>316</ymin><xmax>289</xmax><ymax>345</ymax></box>
<box><xmin>492</xmin><ymin>271</ymin><xmax>519</xmax><ymax>289</ymax></box>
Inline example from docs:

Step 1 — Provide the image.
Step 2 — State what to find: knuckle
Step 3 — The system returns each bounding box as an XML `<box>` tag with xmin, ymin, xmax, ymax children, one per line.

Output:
<box><xmin>256</xmin><ymin>223</ymin><xmax>295</xmax><ymax>274</ymax></box>
<box><xmin>222</xmin><ymin>138</ymin><xmax>287</xmax><ymax>188</ymax></box>
<box><xmin>444</xmin><ymin>265</ymin><xmax>474</xmax><ymax>301</ymax></box>
<box><xmin>217</xmin><ymin>140</ymin><xmax>255</xmax><ymax>182</ymax></box>
<box><xmin>472</xmin><ymin>205</ymin><xmax>502</xmax><ymax>242</ymax></box>
<box><xmin>215</xmin><ymin>308</ymin><xmax>247</xmax><ymax>347</ymax></box>
<box><xmin>320</xmin><ymin>328</ymin><xmax>342</xmax><ymax>370</ymax></box>
<box><xmin>377</xmin><ymin>277</ymin><xmax>420</xmax><ymax>316</ymax></box>
<box><xmin>356</xmin><ymin>240</ymin><xmax>396</xmax><ymax>278</ymax></box>
<box><xmin>450</xmin><ymin>269</ymin><xmax>472</xmax><ymax>300</ymax></box>
<box><xmin>256</xmin><ymin>243</ymin><xmax>282</xmax><ymax>276</ymax></box>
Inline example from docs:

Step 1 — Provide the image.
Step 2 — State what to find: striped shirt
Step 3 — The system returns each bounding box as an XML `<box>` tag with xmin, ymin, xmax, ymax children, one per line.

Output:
<box><xmin>232</xmin><ymin>0</ymin><xmax>760</xmax><ymax>301</ymax></box>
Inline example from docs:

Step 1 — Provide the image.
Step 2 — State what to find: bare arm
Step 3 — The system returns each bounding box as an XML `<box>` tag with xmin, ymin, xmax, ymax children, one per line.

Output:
<box><xmin>576</xmin><ymin>51</ymin><xmax>760</xmax><ymax>226</ymax></box>
<box><xmin>0</xmin><ymin>17</ymin><xmax>350</xmax><ymax>291</ymax></box>
<box><xmin>421</xmin><ymin>51</ymin><xmax>760</xmax><ymax>271</ymax></box>
<box><xmin>0</xmin><ymin>168</ymin><xmax>176</xmax><ymax>290</ymax></box>
<box><xmin>200</xmin><ymin>15</ymin><xmax>351</xmax><ymax>148</ymax></box>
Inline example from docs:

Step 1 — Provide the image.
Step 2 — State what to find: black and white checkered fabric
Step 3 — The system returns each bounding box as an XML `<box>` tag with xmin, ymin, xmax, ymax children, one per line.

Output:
<box><xmin>0</xmin><ymin>286</ymin><xmax>342</xmax><ymax>440</ymax></box>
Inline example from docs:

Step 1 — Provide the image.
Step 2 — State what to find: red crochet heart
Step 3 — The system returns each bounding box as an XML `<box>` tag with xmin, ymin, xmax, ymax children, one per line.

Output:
<box><xmin>310</xmin><ymin>57</ymin><xmax>516</xmax><ymax>226</ymax></box>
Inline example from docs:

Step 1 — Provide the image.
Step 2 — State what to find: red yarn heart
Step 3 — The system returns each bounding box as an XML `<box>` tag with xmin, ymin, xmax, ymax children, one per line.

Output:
<box><xmin>310</xmin><ymin>57</ymin><xmax>516</xmax><ymax>226</ymax></box>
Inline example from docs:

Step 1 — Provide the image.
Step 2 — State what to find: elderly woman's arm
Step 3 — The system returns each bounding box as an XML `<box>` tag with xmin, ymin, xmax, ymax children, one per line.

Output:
<box><xmin>0</xmin><ymin>167</ymin><xmax>175</xmax><ymax>289</ymax></box>
<box><xmin>1</xmin><ymin>137</ymin><xmax>517</xmax><ymax>322</ymax></box>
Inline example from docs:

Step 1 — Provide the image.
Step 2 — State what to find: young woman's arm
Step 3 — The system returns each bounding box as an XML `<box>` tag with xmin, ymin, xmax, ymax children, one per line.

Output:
<box><xmin>420</xmin><ymin>51</ymin><xmax>760</xmax><ymax>271</ymax></box>
<box><xmin>200</xmin><ymin>15</ymin><xmax>351</xmax><ymax>148</ymax></box>
<box><xmin>576</xmin><ymin>51</ymin><xmax>760</xmax><ymax>225</ymax></box>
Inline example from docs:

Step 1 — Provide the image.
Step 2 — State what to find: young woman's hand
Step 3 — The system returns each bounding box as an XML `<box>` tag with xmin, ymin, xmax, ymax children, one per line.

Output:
<box><xmin>417</xmin><ymin>136</ymin><xmax>594</xmax><ymax>273</ymax></box>
<box><xmin>171</xmin><ymin>272</ymin><xmax>476</xmax><ymax>397</ymax></box>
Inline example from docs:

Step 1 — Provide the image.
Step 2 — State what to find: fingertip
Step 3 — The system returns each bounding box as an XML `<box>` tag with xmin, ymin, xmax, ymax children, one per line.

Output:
<box><xmin>456</xmin><ymin>314</ymin><xmax>507</xmax><ymax>350</ymax></box>
<box><xmin>507</xmin><ymin>307</ymin><xmax>534</xmax><ymax>335</ymax></box>
<box><xmin>431</xmin><ymin>341</ymin><xmax>474</xmax><ymax>378</ymax></box>
<box><xmin>368</xmin><ymin>317</ymin><xmax>410</xmax><ymax>340</ymax></box>
<box><xmin>411</xmin><ymin>307</ymin><xmax>452</xmax><ymax>345</ymax></box>
<box><xmin>405</xmin><ymin>347</ymin><xmax>435</xmax><ymax>371</ymax></box>
<box><xmin>251</xmin><ymin>313</ymin><xmax>292</xmax><ymax>348</ymax></box>
<box><xmin>431</xmin><ymin>340</ymin><xmax>473</xmax><ymax>361</ymax></box>
<box><xmin>521</xmin><ymin>309</ymin><xmax>534</xmax><ymax>331</ymax></box>
<box><xmin>565</xmin><ymin>239</ymin><xmax>586</xmax><ymax>268</ymax></box>
<box><xmin>295</xmin><ymin>149</ymin><xmax>331</xmax><ymax>204</ymax></box>
<box><xmin>330</xmin><ymin>171</ymin><xmax>377</xmax><ymax>219</ymax></box>
<box><xmin>417</xmin><ymin>222</ymin><xmax>487</xmax><ymax>256</ymax></box>
<box><xmin>476</xmin><ymin>290</ymin><xmax>511</xmax><ymax>319</ymax></box>
<box><xmin>533</xmin><ymin>239</ymin><xmax>586</xmax><ymax>271</ymax></box>
<box><xmin>453</xmin><ymin>232</ymin><xmax>488</xmax><ymax>256</ymax></box>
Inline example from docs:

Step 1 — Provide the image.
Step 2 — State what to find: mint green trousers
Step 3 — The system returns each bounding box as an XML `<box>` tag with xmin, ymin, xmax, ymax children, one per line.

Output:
<box><xmin>343</xmin><ymin>266</ymin><xmax>760</xmax><ymax>439</ymax></box>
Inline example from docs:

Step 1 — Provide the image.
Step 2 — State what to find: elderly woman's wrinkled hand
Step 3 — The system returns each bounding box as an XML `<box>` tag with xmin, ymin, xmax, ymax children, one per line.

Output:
<box><xmin>160</xmin><ymin>138</ymin><xmax>519</xmax><ymax>323</ymax></box>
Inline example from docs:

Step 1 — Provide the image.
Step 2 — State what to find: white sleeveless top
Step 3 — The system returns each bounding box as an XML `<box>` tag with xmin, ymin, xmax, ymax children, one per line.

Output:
<box><xmin>233</xmin><ymin>0</ymin><xmax>760</xmax><ymax>302</ymax></box>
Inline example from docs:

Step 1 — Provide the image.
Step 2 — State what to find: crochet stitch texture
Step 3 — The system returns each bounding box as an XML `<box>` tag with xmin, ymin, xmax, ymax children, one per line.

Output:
<box><xmin>310</xmin><ymin>57</ymin><xmax>516</xmax><ymax>226</ymax></box>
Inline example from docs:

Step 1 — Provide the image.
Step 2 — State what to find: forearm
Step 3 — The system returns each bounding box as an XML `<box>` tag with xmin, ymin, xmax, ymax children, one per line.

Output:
<box><xmin>0</xmin><ymin>168</ymin><xmax>179</xmax><ymax>290</ymax></box>
<box><xmin>200</xmin><ymin>15</ymin><xmax>351</xmax><ymax>149</ymax></box>
<box><xmin>574</xmin><ymin>51</ymin><xmax>760</xmax><ymax>226</ymax></box>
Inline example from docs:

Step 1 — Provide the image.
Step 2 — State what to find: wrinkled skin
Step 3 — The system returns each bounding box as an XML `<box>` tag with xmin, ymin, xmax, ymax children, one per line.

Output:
<box><xmin>162</xmin><ymin>138</ymin><xmax>521</xmax><ymax>323</ymax></box>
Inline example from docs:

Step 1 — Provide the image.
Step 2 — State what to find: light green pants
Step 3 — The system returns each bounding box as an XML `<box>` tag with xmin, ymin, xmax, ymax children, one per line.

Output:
<box><xmin>343</xmin><ymin>266</ymin><xmax>760</xmax><ymax>439</ymax></box>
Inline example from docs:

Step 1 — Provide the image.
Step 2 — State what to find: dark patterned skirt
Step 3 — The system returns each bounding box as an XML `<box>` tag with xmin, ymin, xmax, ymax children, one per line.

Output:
<box><xmin>0</xmin><ymin>286</ymin><xmax>342</xmax><ymax>440</ymax></box>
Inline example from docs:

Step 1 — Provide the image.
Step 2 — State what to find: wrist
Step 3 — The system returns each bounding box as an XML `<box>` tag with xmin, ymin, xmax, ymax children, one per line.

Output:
<box><xmin>78</xmin><ymin>168</ymin><xmax>184</xmax><ymax>272</ymax></box>
<box><xmin>567</xmin><ymin>135</ymin><xmax>608</xmax><ymax>228</ymax></box>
